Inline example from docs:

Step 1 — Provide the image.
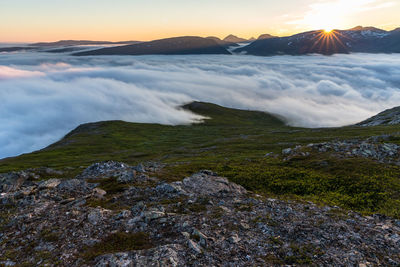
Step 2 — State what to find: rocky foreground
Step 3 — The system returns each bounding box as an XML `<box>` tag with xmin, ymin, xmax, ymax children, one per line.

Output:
<box><xmin>1</xmin><ymin>161</ymin><xmax>400</xmax><ymax>266</ymax></box>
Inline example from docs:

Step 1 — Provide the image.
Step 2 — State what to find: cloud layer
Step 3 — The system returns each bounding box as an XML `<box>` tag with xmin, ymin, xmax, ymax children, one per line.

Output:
<box><xmin>1</xmin><ymin>52</ymin><xmax>400</xmax><ymax>158</ymax></box>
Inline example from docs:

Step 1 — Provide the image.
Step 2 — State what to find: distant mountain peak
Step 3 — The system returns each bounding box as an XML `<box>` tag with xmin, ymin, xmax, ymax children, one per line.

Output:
<box><xmin>347</xmin><ymin>26</ymin><xmax>386</xmax><ymax>32</ymax></box>
<box><xmin>206</xmin><ymin>36</ymin><xmax>222</xmax><ymax>41</ymax></box>
<box><xmin>223</xmin><ymin>35</ymin><xmax>248</xmax><ymax>43</ymax></box>
<box><xmin>257</xmin><ymin>34</ymin><xmax>277</xmax><ymax>40</ymax></box>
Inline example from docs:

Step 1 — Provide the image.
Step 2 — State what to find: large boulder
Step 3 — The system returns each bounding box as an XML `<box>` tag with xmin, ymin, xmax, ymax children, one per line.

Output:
<box><xmin>172</xmin><ymin>170</ymin><xmax>247</xmax><ymax>197</ymax></box>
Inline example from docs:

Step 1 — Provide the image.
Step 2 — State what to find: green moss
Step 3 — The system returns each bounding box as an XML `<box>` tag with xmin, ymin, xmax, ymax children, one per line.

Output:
<box><xmin>40</xmin><ymin>229</ymin><xmax>59</xmax><ymax>242</ymax></box>
<box><xmin>82</xmin><ymin>232</ymin><xmax>153</xmax><ymax>261</ymax></box>
<box><xmin>217</xmin><ymin>156</ymin><xmax>400</xmax><ymax>217</ymax></box>
<box><xmin>87</xmin><ymin>177</ymin><xmax>129</xmax><ymax>195</ymax></box>
<box><xmin>262</xmin><ymin>253</ymin><xmax>284</xmax><ymax>265</ymax></box>
<box><xmin>269</xmin><ymin>236</ymin><xmax>283</xmax><ymax>246</ymax></box>
<box><xmin>283</xmin><ymin>243</ymin><xmax>317</xmax><ymax>265</ymax></box>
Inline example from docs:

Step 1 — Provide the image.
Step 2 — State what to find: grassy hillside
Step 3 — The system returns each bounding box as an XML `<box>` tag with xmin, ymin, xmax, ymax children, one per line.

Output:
<box><xmin>2</xmin><ymin>102</ymin><xmax>400</xmax><ymax>217</ymax></box>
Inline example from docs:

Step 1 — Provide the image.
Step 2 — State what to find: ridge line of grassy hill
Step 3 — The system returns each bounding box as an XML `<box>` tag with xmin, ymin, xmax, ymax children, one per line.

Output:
<box><xmin>1</xmin><ymin>102</ymin><xmax>400</xmax><ymax>217</ymax></box>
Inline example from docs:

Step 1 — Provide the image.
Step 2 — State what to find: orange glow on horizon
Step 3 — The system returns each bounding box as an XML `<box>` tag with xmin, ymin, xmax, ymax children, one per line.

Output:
<box><xmin>0</xmin><ymin>0</ymin><xmax>399</xmax><ymax>43</ymax></box>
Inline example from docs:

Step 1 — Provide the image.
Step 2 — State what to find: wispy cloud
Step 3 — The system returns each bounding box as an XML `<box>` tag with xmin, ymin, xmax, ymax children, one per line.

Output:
<box><xmin>0</xmin><ymin>52</ymin><xmax>400</xmax><ymax>158</ymax></box>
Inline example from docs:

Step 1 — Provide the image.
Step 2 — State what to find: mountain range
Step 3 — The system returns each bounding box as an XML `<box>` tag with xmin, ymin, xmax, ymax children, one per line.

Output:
<box><xmin>1</xmin><ymin>26</ymin><xmax>399</xmax><ymax>56</ymax></box>
<box><xmin>237</xmin><ymin>26</ymin><xmax>400</xmax><ymax>55</ymax></box>
<box><xmin>73</xmin><ymin>26</ymin><xmax>400</xmax><ymax>56</ymax></box>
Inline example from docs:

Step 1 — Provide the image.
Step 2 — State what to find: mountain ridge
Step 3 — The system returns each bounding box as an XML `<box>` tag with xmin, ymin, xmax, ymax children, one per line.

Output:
<box><xmin>237</xmin><ymin>26</ymin><xmax>400</xmax><ymax>55</ymax></box>
<box><xmin>31</xmin><ymin>40</ymin><xmax>141</xmax><ymax>47</ymax></box>
<box><xmin>74</xmin><ymin>37</ymin><xmax>231</xmax><ymax>56</ymax></box>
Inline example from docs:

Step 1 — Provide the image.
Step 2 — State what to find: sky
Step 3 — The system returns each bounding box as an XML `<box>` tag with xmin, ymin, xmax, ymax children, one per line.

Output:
<box><xmin>1</xmin><ymin>0</ymin><xmax>399</xmax><ymax>42</ymax></box>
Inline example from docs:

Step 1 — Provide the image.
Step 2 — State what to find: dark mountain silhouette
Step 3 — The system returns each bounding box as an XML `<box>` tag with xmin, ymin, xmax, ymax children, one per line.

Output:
<box><xmin>248</xmin><ymin>37</ymin><xmax>256</xmax><ymax>41</ymax></box>
<box><xmin>31</xmin><ymin>40</ymin><xmax>140</xmax><ymax>47</ymax></box>
<box><xmin>223</xmin><ymin>35</ymin><xmax>248</xmax><ymax>43</ymax></box>
<box><xmin>74</xmin><ymin>37</ymin><xmax>231</xmax><ymax>56</ymax></box>
<box><xmin>237</xmin><ymin>26</ymin><xmax>400</xmax><ymax>55</ymax></box>
<box><xmin>0</xmin><ymin>47</ymin><xmax>36</xmax><ymax>53</ymax></box>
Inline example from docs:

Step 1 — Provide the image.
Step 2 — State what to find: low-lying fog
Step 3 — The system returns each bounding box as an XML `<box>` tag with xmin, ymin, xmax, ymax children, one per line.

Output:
<box><xmin>1</xmin><ymin>51</ymin><xmax>400</xmax><ymax>158</ymax></box>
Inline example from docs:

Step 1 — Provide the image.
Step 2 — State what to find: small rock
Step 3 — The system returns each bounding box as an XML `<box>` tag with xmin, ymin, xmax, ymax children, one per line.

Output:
<box><xmin>131</xmin><ymin>201</ymin><xmax>146</xmax><ymax>215</ymax></box>
<box><xmin>155</xmin><ymin>183</ymin><xmax>185</xmax><ymax>195</ymax></box>
<box><xmin>116</xmin><ymin>210</ymin><xmax>131</xmax><ymax>220</ymax></box>
<box><xmin>143</xmin><ymin>211</ymin><xmax>165</xmax><ymax>222</ymax></box>
<box><xmin>92</xmin><ymin>188</ymin><xmax>107</xmax><ymax>199</ymax></box>
<box><xmin>116</xmin><ymin>170</ymin><xmax>136</xmax><ymax>183</ymax></box>
<box><xmin>38</xmin><ymin>178</ymin><xmax>61</xmax><ymax>189</ymax></box>
<box><xmin>57</xmin><ymin>179</ymin><xmax>88</xmax><ymax>192</ymax></box>
<box><xmin>228</xmin><ymin>234</ymin><xmax>241</xmax><ymax>244</ymax></box>
<box><xmin>187</xmin><ymin>239</ymin><xmax>202</xmax><ymax>254</ymax></box>
<box><xmin>282</xmin><ymin>148</ymin><xmax>292</xmax><ymax>155</ymax></box>
<box><xmin>192</xmin><ymin>229</ymin><xmax>208</xmax><ymax>247</ymax></box>
<box><xmin>181</xmin><ymin>232</ymin><xmax>190</xmax><ymax>239</ymax></box>
<box><xmin>88</xmin><ymin>210</ymin><xmax>103</xmax><ymax>225</ymax></box>
<box><xmin>136</xmin><ymin>163</ymin><xmax>145</xmax><ymax>173</ymax></box>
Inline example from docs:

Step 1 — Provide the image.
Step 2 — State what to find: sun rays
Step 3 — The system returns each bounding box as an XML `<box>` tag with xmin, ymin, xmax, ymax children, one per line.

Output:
<box><xmin>309</xmin><ymin>30</ymin><xmax>349</xmax><ymax>54</ymax></box>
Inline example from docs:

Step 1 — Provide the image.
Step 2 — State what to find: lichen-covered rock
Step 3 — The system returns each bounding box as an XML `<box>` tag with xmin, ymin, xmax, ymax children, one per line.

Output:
<box><xmin>57</xmin><ymin>179</ymin><xmax>90</xmax><ymax>193</ymax></box>
<box><xmin>77</xmin><ymin>161</ymin><xmax>131</xmax><ymax>179</ymax></box>
<box><xmin>174</xmin><ymin>170</ymin><xmax>247</xmax><ymax>197</ymax></box>
<box><xmin>1</xmin><ymin>164</ymin><xmax>399</xmax><ymax>266</ymax></box>
<box><xmin>95</xmin><ymin>244</ymin><xmax>185</xmax><ymax>267</ymax></box>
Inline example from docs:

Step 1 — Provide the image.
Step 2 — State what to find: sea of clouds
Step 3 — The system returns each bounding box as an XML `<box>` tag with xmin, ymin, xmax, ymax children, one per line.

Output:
<box><xmin>1</xmin><ymin>51</ymin><xmax>400</xmax><ymax>158</ymax></box>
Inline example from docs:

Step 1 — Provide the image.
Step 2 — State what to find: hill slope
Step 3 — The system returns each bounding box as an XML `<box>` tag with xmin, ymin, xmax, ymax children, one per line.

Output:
<box><xmin>75</xmin><ymin>37</ymin><xmax>231</xmax><ymax>56</ymax></box>
<box><xmin>1</xmin><ymin>101</ymin><xmax>400</xmax><ymax>216</ymax></box>
<box><xmin>357</xmin><ymin>106</ymin><xmax>400</xmax><ymax>126</ymax></box>
<box><xmin>1</xmin><ymin>102</ymin><xmax>400</xmax><ymax>265</ymax></box>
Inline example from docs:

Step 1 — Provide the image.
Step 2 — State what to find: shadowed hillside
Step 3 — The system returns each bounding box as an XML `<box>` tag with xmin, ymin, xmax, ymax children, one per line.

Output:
<box><xmin>75</xmin><ymin>37</ymin><xmax>231</xmax><ymax>56</ymax></box>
